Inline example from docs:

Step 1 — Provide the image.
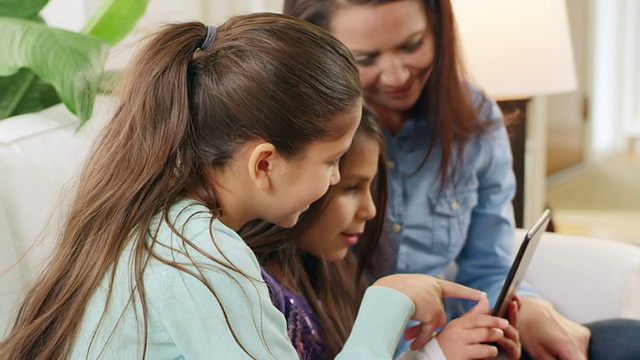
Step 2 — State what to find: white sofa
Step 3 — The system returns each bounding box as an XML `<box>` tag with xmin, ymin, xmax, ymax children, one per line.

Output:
<box><xmin>1</xmin><ymin>99</ymin><xmax>640</xmax><ymax>336</ymax></box>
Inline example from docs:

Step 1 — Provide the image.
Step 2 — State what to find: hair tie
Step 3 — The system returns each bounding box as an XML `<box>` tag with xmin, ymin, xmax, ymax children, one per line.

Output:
<box><xmin>200</xmin><ymin>25</ymin><xmax>217</xmax><ymax>51</ymax></box>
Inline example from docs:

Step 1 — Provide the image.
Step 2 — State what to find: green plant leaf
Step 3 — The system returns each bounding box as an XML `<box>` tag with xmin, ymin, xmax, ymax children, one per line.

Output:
<box><xmin>0</xmin><ymin>69</ymin><xmax>60</xmax><ymax>118</ymax></box>
<box><xmin>0</xmin><ymin>68</ymin><xmax>35</xmax><ymax>118</ymax></box>
<box><xmin>82</xmin><ymin>0</ymin><xmax>149</xmax><ymax>45</ymax></box>
<box><xmin>0</xmin><ymin>0</ymin><xmax>48</xmax><ymax>20</ymax></box>
<box><xmin>0</xmin><ymin>17</ymin><xmax>109</xmax><ymax>121</ymax></box>
<box><xmin>12</xmin><ymin>78</ymin><xmax>60</xmax><ymax>116</ymax></box>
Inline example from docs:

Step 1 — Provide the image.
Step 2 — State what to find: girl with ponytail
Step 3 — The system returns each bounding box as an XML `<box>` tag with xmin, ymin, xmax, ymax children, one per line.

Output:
<box><xmin>1</xmin><ymin>13</ymin><xmax>487</xmax><ymax>359</ymax></box>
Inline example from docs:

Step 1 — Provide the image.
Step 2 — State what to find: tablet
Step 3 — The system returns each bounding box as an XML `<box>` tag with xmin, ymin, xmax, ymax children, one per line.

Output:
<box><xmin>491</xmin><ymin>209</ymin><xmax>552</xmax><ymax>318</ymax></box>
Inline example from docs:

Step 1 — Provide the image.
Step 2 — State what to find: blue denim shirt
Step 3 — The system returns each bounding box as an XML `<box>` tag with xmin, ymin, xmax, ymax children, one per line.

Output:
<box><xmin>385</xmin><ymin>87</ymin><xmax>537</xmax><ymax>314</ymax></box>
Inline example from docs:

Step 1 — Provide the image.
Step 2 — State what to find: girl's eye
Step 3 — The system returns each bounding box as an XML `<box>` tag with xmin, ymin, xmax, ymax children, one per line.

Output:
<box><xmin>331</xmin><ymin>158</ymin><xmax>341</xmax><ymax>167</ymax></box>
<box><xmin>343</xmin><ymin>184</ymin><xmax>358</xmax><ymax>192</ymax></box>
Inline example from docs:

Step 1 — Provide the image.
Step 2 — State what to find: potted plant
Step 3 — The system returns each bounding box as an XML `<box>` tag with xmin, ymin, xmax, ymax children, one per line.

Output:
<box><xmin>0</xmin><ymin>0</ymin><xmax>149</xmax><ymax>125</ymax></box>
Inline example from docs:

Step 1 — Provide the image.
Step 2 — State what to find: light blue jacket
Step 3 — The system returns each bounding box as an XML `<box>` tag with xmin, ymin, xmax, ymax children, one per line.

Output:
<box><xmin>70</xmin><ymin>199</ymin><xmax>414</xmax><ymax>359</ymax></box>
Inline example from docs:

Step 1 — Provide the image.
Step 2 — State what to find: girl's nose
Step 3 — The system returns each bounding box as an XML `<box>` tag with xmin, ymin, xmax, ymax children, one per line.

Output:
<box><xmin>358</xmin><ymin>192</ymin><xmax>377</xmax><ymax>221</ymax></box>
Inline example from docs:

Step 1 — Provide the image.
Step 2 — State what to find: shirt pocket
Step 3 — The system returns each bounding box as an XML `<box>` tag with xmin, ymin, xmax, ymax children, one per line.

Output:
<box><xmin>429</xmin><ymin>189</ymin><xmax>478</xmax><ymax>257</ymax></box>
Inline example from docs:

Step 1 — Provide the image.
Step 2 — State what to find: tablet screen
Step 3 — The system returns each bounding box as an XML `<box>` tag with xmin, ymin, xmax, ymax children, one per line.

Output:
<box><xmin>491</xmin><ymin>209</ymin><xmax>551</xmax><ymax>318</ymax></box>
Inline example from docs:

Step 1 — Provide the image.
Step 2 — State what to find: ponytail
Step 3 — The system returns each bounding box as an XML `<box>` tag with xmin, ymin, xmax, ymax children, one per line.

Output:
<box><xmin>0</xmin><ymin>22</ymin><xmax>216</xmax><ymax>360</ymax></box>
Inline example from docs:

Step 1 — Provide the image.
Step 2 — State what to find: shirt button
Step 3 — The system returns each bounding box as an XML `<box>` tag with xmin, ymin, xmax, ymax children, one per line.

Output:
<box><xmin>391</xmin><ymin>223</ymin><xmax>402</xmax><ymax>233</ymax></box>
<box><xmin>386</xmin><ymin>160</ymin><xmax>395</xmax><ymax>169</ymax></box>
<box><xmin>451</xmin><ymin>200</ymin><xmax>459</xmax><ymax>210</ymax></box>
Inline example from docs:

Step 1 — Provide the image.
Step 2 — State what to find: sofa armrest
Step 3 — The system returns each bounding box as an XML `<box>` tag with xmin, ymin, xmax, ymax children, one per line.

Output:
<box><xmin>516</xmin><ymin>229</ymin><xmax>640</xmax><ymax>324</ymax></box>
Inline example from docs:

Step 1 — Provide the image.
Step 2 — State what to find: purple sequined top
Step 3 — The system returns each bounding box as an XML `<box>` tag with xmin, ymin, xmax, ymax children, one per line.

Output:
<box><xmin>261</xmin><ymin>269</ymin><xmax>327</xmax><ymax>360</ymax></box>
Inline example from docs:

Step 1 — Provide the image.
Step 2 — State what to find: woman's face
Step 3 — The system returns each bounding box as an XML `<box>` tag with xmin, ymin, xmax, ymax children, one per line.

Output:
<box><xmin>295</xmin><ymin>136</ymin><xmax>379</xmax><ymax>262</ymax></box>
<box><xmin>331</xmin><ymin>0</ymin><xmax>435</xmax><ymax>114</ymax></box>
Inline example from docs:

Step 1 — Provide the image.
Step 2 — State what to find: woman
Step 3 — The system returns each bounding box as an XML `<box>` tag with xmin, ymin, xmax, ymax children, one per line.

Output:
<box><xmin>284</xmin><ymin>1</ymin><xmax>640</xmax><ymax>359</ymax></box>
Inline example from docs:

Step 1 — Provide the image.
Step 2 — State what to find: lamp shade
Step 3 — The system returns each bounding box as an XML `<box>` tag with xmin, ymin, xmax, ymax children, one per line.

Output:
<box><xmin>452</xmin><ymin>0</ymin><xmax>578</xmax><ymax>100</ymax></box>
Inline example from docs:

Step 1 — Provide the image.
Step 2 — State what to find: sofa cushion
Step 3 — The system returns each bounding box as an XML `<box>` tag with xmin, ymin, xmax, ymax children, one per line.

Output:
<box><xmin>0</xmin><ymin>97</ymin><xmax>113</xmax><ymax>334</ymax></box>
<box><xmin>517</xmin><ymin>229</ymin><xmax>640</xmax><ymax>323</ymax></box>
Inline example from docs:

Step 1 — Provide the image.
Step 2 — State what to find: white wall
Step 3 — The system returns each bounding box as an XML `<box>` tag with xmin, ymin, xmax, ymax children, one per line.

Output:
<box><xmin>618</xmin><ymin>0</ymin><xmax>640</xmax><ymax>150</ymax></box>
<box><xmin>588</xmin><ymin>0</ymin><xmax>623</xmax><ymax>157</ymax></box>
<box><xmin>40</xmin><ymin>0</ymin><xmax>86</xmax><ymax>31</ymax></box>
<box><xmin>588</xmin><ymin>0</ymin><xmax>640</xmax><ymax>157</ymax></box>
<box><xmin>101</xmin><ymin>0</ymin><xmax>206</xmax><ymax>69</ymax></box>
<box><xmin>205</xmin><ymin>0</ymin><xmax>283</xmax><ymax>24</ymax></box>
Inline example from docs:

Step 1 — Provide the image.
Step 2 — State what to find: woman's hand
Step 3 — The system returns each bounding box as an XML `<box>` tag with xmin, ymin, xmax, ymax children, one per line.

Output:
<box><xmin>372</xmin><ymin>275</ymin><xmax>489</xmax><ymax>350</ymax></box>
<box><xmin>518</xmin><ymin>297</ymin><xmax>590</xmax><ymax>360</ymax></box>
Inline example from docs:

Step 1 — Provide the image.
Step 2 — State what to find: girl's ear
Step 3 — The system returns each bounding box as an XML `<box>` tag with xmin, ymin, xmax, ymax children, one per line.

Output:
<box><xmin>247</xmin><ymin>142</ymin><xmax>279</xmax><ymax>191</ymax></box>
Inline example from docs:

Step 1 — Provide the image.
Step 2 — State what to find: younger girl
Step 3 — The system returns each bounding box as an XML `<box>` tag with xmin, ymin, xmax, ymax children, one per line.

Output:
<box><xmin>0</xmin><ymin>14</ymin><xmax>487</xmax><ymax>359</ymax></box>
<box><xmin>242</xmin><ymin>105</ymin><xmax>516</xmax><ymax>360</ymax></box>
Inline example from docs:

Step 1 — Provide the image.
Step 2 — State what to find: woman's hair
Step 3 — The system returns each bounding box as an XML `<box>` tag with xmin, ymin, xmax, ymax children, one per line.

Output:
<box><xmin>284</xmin><ymin>0</ymin><xmax>486</xmax><ymax>187</ymax></box>
<box><xmin>240</xmin><ymin>104</ymin><xmax>388</xmax><ymax>358</ymax></box>
<box><xmin>0</xmin><ymin>13</ymin><xmax>361</xmax><ymax>359</ymax></box>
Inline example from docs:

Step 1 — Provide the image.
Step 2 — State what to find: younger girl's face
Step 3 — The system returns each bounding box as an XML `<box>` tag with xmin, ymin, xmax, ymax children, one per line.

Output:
<box><xmin>330</xmin><ymin>0</ymin><xmax>435</xmax><ymax>114</ymax></box>
<box><xmin>295</xmin><ymin>136</ymin><xmax>379</xmax><ymax>262</ymax></box>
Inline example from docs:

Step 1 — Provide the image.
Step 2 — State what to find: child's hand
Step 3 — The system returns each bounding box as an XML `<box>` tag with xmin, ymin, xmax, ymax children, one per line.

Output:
<box><xmin>374</xmin><ymin>275</ymin><xmax>488</xmax><ymax>350</ymax></box>
<box><xmin>435</xmin><ymin>297</ymin><xmax>510</xmax><ymax>359</ymax></box>
<box><xmin>494</xmin><ymin>297</ymin><xmax>522</xmax><ymax>360</ymax></box>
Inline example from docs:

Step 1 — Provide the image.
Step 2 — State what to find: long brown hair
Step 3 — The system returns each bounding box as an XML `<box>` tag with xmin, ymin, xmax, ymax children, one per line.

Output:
<box><xmin>0</xmin><ymin>14</ymin><xmax>361</xmax><ymax>359</ymax></box>
<box><xmin>284</xmin><ymin>0</ymin><xmax>488</xmax><ymax>187</ymax></box>
<box><xmin>240</xmin><ymin>104</ymin><xmax>388</xmax><ymax>358</ymax></box>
